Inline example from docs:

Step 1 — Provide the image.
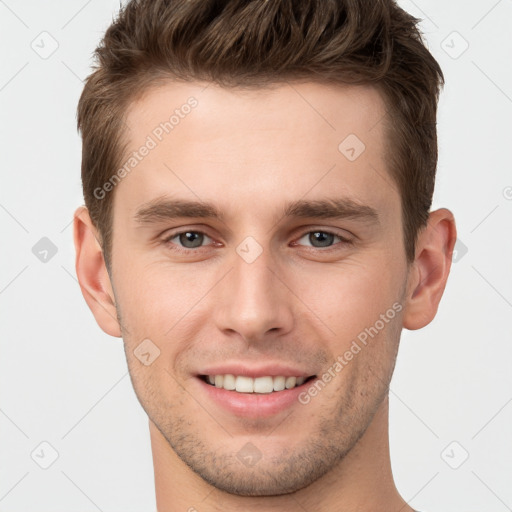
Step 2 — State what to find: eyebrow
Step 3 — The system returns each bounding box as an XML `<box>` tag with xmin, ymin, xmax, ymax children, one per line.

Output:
<box><xmin>134</xmin><ymin>196</ymin><xmax>379</xmax><ymax>226</ymax></box>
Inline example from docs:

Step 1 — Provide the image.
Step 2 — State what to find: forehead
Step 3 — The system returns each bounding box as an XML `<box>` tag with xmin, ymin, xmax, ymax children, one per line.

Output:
<box><xmin>114</xmin><ymin>80</ymin><xmax>397</xmax><ymax>222</ymax></box>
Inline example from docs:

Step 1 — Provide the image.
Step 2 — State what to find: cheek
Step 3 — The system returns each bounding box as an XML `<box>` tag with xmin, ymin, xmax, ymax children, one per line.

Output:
<box><xmin>115</xmin><ymin>261</ymin><xmax>195</xmax><ymax>328</ymax></box>
<box><xmin>114</xmin><ymin>262</ymin><xmax>211</xmax><ymax>376</ymax></box>
<box><xmin>313</xmin><ymin>305</ymin><xmax>402</xmax><ymax>413</ymax></box>
<box><xmin>289</xmin><ymin>259</ymin><xmax>401</xmax><ymax>338</ymax></box>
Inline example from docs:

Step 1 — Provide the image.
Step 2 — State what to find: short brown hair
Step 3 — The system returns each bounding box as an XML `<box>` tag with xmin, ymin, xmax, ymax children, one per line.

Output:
<box><xmin>77</xmin><ymin>0</ymin><xmax>444</xmax><ymax>271</ymax></box>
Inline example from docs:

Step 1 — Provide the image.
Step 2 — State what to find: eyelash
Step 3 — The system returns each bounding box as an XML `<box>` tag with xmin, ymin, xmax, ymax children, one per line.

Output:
<box><xmin>161</xmin><ymin>229</ymin><xmax>353</xmax><ymax>254</ymax></box>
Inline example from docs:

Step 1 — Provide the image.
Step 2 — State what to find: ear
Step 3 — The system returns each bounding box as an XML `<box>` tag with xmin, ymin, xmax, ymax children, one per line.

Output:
<box><xmin>402</xmin><ymin>208</ymin><xmax>457</xmax><ymax>330</ymax></box>
<box><xmin>73</xmin><ymin>206</ymin><xmax>121</xmax><ymax>337</ymax></box>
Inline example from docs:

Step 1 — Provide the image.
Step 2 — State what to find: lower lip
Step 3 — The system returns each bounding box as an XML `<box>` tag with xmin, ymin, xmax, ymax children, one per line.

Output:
<box><xmin>195</xmin><ymin>377</ymin><xmax>315</xmax><ymax>418</ymax></box>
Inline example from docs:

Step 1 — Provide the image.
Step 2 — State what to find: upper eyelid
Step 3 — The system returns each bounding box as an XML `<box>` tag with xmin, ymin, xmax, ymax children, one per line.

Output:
<box><xmin>293</xmin><ymin>230</ymin><xmax>353</xmax><ymax>247</ymax></box>
<box><xmin>296</xmin><ymin>229</ymin><xmax>351</xmax><ymax>240</ymax></box>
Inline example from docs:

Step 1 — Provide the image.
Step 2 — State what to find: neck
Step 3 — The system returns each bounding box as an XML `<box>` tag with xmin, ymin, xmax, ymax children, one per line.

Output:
<box><xmin>150</xmin><ymin>395</ymin><xmax>412</xmax><ymax>512</ymax></box>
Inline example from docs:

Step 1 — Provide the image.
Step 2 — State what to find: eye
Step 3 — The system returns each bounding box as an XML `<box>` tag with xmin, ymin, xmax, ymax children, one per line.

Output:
<box><xmin>163</xmin><ymin>230</ymin><xmax>213</xmax><ymax>251</ymax></box>
<box><xmin>161</xmin><ymin>228</ymin><xmax>352</xmax><ymax>254</ymax></box>
<box><xmin>295</xmin><ymin>230</ymin><xmax>352</xmax><ymax>249</ymax></box>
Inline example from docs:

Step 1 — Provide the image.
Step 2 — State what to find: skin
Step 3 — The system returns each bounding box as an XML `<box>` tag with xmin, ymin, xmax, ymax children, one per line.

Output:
<box><xmin>73</xmin><ymin>80</ymin><xmax>456</xmax><ymax>512</ymax></box>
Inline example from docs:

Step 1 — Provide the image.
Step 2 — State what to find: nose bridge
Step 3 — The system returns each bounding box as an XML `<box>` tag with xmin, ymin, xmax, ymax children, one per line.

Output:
<box><xmin>214</xmin><ymin>240</ymin><xmax>293</xmax><ymax>341</ymax></box>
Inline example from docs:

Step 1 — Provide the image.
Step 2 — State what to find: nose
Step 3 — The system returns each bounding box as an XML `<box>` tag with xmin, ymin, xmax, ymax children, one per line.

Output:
<box><xmin>213</xmin><ymin>243</ymin><xmax>294</xmax><ymax>345</ymax></box>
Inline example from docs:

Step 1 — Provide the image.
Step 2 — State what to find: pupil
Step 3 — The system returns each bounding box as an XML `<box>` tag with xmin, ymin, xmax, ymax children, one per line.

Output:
<box><xmin>310</xmin><ymin>231</ymin><xmax>333</xmax><ymax>247</ymax></box>
<box><xmin>180</xmin><ymin>232</ymin><xmax>203</xmax><ymax>248</ymax></box>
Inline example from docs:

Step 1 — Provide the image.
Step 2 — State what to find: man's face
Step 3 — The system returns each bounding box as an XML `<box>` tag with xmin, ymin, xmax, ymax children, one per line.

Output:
<box><xmin>109</xmin><ymin>81</ymin><xmax>410</xmax><ymax>495</ymax></box>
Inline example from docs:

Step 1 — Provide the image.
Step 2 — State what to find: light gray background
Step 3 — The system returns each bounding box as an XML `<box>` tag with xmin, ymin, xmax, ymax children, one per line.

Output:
<box><xmin>1</xmin><ymin>0</ymin><xmax>511</xmax><ymax>511</ymax></box>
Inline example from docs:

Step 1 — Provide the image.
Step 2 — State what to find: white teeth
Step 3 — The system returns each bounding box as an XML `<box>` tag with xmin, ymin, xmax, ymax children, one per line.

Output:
<box><xmin>285</xmin><ymin>376</ymin><xmax>296</xmax><ymax>389</ymax></box>
<box><xmin>223</xmin><ymin>374</ymin><xmax>236</xmax><ymax>390</ymax></box>
<box><xmin>253</xmin><ymin>376</ymin><xmax>274</xmax><ymax>394</ymax></box>
<box><xmin>273</xmin><ymin>376</ymin><xmax>286</xmax><ymax>391</ymax></box>
<box><xmin>205</xmin><ymin>374</ymin><xmax>309</xmax><ymax>392</ymax></box>
<box><xmin>235</xmin><ymin>376</ymin><xmax>254</xmax><ymax>393</ymax></box>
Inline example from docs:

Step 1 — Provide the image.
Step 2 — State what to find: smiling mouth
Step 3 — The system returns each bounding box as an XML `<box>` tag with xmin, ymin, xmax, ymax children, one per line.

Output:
<box><xmin>200</xmin><ymin>374</ymin><xmax>316</xmax><ymax>393</ymax></box>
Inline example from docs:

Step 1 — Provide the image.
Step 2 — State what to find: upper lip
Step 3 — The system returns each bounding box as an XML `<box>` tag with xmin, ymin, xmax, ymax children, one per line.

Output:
<box><xmin>198</xmin><ymin>363</ymin><xmax>315</xmax><ymax>379</ymax></box>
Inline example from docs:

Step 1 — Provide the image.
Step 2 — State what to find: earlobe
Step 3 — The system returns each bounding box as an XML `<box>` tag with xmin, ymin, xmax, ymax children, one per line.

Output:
<box><xmin>402</xmin><ymin>208</ymin><xmax>457</xmax><ymax>330</ymax></box>
<box><xmin>73</xmin><ymin>206</ymin><xmax>122</xmax><ymax>337</ymax></box>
